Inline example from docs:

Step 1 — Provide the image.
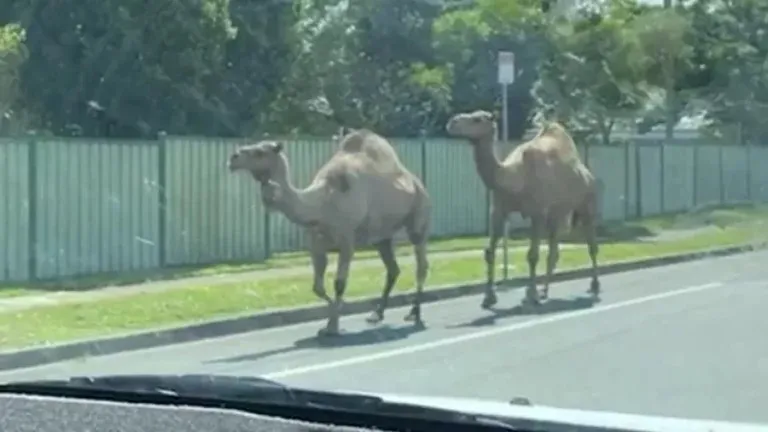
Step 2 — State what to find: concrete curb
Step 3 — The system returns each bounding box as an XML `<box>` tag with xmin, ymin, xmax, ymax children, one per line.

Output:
<box><xmin>1</xmin><ymin>242</ymin><xmax>765</xmax><ymax>372</ymax></box>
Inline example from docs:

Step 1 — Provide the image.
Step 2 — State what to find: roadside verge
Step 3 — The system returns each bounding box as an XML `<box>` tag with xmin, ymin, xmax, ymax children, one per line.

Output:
<box><xmin>1</xmin><ymin>241</ymin><xmax>764</xmax><ymax>372</ymax></box>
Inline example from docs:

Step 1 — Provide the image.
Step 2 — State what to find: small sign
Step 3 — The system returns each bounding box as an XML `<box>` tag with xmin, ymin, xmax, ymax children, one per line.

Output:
<box><xmin>498</xmin><ymin>51</ymin><xmax>515</xmax><ymax>84</ymax></box>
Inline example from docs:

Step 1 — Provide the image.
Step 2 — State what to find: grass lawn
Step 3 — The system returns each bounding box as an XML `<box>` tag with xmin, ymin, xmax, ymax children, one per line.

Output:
<box><xmin>0</xmin><ymin>208</ymin><xmax>765</xmax><ymax>351</ymax></box>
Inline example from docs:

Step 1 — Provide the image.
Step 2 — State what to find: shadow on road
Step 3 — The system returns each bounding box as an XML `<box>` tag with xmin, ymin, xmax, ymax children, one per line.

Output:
<box><xmin>205</xmin><ymin>322</ymin><xmax>427</xmax><ymax>364</ymax></box>
<box><xmin>448</xmin><ymin>295</ymin><xmax>599</xmax><ymax>328</ymax></box>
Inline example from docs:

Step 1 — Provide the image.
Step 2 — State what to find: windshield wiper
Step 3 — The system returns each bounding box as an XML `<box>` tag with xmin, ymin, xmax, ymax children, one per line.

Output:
<box><xmin>0</xmin><ymin>374</ymin><xmax>520</xmax><ymax>431</ymax></box>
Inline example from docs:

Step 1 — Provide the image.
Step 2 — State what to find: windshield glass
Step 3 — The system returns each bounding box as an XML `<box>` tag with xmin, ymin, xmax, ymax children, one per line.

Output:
<box><xmin>1</xmin><ymin>0</ymin><xmax>767</xmax><ymax>427</ymax></box>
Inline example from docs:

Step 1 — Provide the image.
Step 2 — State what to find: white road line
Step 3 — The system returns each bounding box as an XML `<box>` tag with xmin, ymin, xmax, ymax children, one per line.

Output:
<box><xmin>263</xmin><ymin>281</ymin><xmax>723</xmax><ymax>379</ymax></box>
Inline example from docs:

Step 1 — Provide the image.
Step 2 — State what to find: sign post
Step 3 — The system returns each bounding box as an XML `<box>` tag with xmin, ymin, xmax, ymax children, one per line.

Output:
<box><xmin>497</xmin><ymin>51</ymin><xmax>515</xmax><ymax>282</ymax></box>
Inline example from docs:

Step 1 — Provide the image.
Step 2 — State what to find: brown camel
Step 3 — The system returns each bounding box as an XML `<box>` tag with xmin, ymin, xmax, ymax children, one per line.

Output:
<box><xmin>227</xmin><ymin>130</ymin><xmax>431</xmax><ymax>336</ymax></box>
<box><xmin>445</xmin><ymin>110</ymin><xmax>600</xmax><ymax>306</ymax></box>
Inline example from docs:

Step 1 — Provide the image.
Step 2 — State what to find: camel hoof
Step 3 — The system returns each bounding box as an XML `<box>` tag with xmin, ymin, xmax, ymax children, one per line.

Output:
<box><xmin>365</xmin><ymin>311</ymin><xmax>384</xmax><ymax>325</ymax></box>
<box><xmin>539</xmin><ymin>290</ymin><xmax>549</xmax><ymax>301</ymax></box>
<box><xmin>521</xmin><ymin>295</ymin><xmax>540</xmax><ymax>307</ymax></box>
<box><xmin>404</xmin><ymin>307</ymin><xmax>421</xmax><ymax>323</ymax></box>
<box><xmin>588</xmin><ymin>280</ymin><xmax>601</xmax><ymax>296</ymax></box>
<box><xmin>480</xmin><ymin>293</ymin><xmax>498</xmax><ymax>310</ymax></box>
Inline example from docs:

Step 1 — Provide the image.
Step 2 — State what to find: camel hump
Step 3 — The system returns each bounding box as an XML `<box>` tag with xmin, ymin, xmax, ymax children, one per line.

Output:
<box><xmin>530</xmin><ymin>122</ymin><xmax>579</xmax><ymax>162</ymax></box>
<box><xmin>323</xmin><ymin>163</ymin><xmax>352</xmax><ymax>192</ymax></box>
<box><xmin>537</xmin><ymin>122</ymin><xmax>571</xmax><ymax>141</ymax></box>
<box><xmin>338</xmin><ymin>128</ymin><xmax>378</xmax><ymax>153</ymax></box>
<box><xmin>335</xmin><ymin>128</ymin><xmax>404</xmax><ymax>175</ymax></box>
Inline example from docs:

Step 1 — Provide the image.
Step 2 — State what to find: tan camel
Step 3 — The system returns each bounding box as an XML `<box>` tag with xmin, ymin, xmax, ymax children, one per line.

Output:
<box><xmin>445</xmin><ymin>110</ymin><xmax>600</xmax><ymax>306</ymax></box>
<box><xmin>227</xmin><ymin>130</ymin><xmax>431</xmax><ymax>336</ymax></box>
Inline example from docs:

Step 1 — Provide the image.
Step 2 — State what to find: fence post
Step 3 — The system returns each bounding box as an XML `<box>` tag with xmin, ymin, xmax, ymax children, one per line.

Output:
<box><xmin>27</xmin><ymin>138</ymin><xmax>37</xmax><ymax>281</ymax></box>
<box><xmin>746</xmin><ymin>141</ymin><xmax>753</xmax><ymax>201</ymax></box>
<box><xmin>659</xmin><ymin>140</ymin><xmax>665</xmax><ymax>214</ymax></box>
<box><xmin>157</xmin><ymin>132</ymin><xmax>167</xmax><ymax>267</ymax></box>
<box><xmin>634</xmin><ymin>142</ymin><xmax>642</xmax><ymax>218</ymax></box>
<box><xmin>420</xmin><ymin>130</ymin><xmax>428</xmax><ymax>189</ymax></box>
<box><xmin>692</xmin><ymin>144</ymin><xmax>698</xmax><ymax>208</ymax></box>
<box><xmin>264</xmin><ymin>207</ymin><xmax>271</xmax><ymax>260</ymax></box>
<box><xmin>623</xmin><ymin>140</ymin><xmax>630</xmax><ymax>220</ymax></box>
<box><xmin>263</xmin><ymin>136</ymin><xmax>272</xmax><ymax>260</ymax></box>
<box><xmin>718</xmin><ymin>145</ymin><xmax>725</xmax><ymax>204</ymax></box>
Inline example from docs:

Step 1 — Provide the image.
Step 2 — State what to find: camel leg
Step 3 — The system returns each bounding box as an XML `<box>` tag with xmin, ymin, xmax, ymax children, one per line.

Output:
<box><xmin>311</xmin><ymin>250</ymin><xmax>332</xmax><ymax>303</ymax></box>
<box><xmin>540</xmin><ymin>214</ymin><xmax>560</xmax><ymax>301</ymax></box>
<box><xmin>366</xmin><ymin>239</ymin><xmax>400</xmax><ymax>324</ymax></box>
<box><xmin>318</xmin><ymin>243</ymin><xmax>354</xmax><ymax>337</ymax></box>
<box><xmin>481</xmin><ymin>206</ymin><xmax>506</xmax><ymax>309</ymax></box>
<box><xmin>404</xmin><ymin>232</ymin><xmax>429</xmax><ymax>325</ymax></box>
<box><xmin>308</xmin><ymin>237</ymin><xmax>335</xmax><ymax>336</ymax></box>
<box><xmin>523</xmin><ymin>216</ymin><xmax>543</xmax><ymax>306</ymax></box>
<box><xmin>583</xmin><ymin>212</ymin><xmax>601</xmax><ymax>297</ymax></box>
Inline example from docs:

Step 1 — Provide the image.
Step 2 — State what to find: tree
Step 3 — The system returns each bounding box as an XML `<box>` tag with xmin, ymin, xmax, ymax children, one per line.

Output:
<box><xmin>629</xmin><ymin>6</ymin><xmax>695</xmax><ymax>135</ymax></box>
<box><xmin>0</xmin><ymin>22</ymin><xmax>32</xmax><ymax>135</ymax></box>
<box><xmin>532</xmin><ymin>0</ymin><xmax>694</xmax><ymax>145</ymax></box>
<box><xmin>432</xmin><ymin>0</ymin><xmax>546</xmax><ymax>139</ymax></box>
<box><xmin>687</xmin><ymin>0</ymin><xmax>768</xmax><ymax>143</ymax></box>
<box><xmin>266</xmin><ymin>0</ymin><xmax>451</xmax><ymax>137</ymax></box>
<box><xmin>11</xmin><ymin>0</ymin><xmax>237</xmax><ymax>137</ymax></box>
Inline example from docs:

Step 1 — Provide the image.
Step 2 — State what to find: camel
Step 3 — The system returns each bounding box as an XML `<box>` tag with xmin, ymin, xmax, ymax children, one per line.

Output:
<box><xmin>445</xmin><ymin>110</ymin><xmax>600</xmax><ymax>307</ymax></box>
<box><xmin>227</xmin><ymin>130</ymin><xmax>431</xmax><ymax>336</ymax></box>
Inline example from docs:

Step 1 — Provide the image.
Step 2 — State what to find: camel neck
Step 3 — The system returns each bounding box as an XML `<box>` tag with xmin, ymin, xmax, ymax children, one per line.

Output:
<box><xmin>470</xmin><ymin>137</ymin><xmax>501</xmax><ymax>190</ymax></box>
<box><xmin>258</xmin><ymin>154</ymin><xmax>319</xmax><ymax>226</ymax></box>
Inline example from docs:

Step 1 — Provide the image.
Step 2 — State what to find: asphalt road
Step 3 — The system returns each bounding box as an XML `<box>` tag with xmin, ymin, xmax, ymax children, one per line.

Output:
<box><xmin>2</xmin><ymin>250</ymin><xmax>768</xmax><ymax>425</ymax></box>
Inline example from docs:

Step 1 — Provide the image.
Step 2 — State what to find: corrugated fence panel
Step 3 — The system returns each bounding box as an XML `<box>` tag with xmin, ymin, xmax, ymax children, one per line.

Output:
<box><xmin>749</xmin><ymin>147</ymin><xmax>768</xmax><ymax>202</ymax></box>
<box><xmin>5</xmin><ymin>134</ymin><xmax>768</xmax><ymax>283</ymax></box>
<box><xmin>164</xmin><ymin>136</ymin><xmax>266</xmax><ymax>265</ymax></box>
<box><xmin>662</xmin><ymin>145</ymin><xmax>694</xmax><ymax>213</ymax></box>
<box><xmin>34</xmin><ymin>139</ymin><xmax>159</xmax><ymax>279</ymax></box>
<box><xmin>390</xmin><ymin>139</ymin><xmax>425</xmax><ymax>181</ymax></box>
<box><xmin>625</xmin><ymin>142</ymin><xmax>638</xmax><ymax>218</ymax></box>
<box><xmin>638</xmin><ymin>146</ymin><xmax>662</xmax><ymax>216</ymax></box>
<box><xmin>424</xmin><ymin>138</ymin><xmax>487</xmax><ymax>237</ymax></box>
<box><xmin>0</xmin><ymin>138</ymin><xmax>30</xmax><ymax>282</ymax></box>
<box><xmin>588</xmin><ymin>146</ymin><xmax>626</xmax><ymax>221</ymax></box>
<box><xmin>266</xmin><ymin>138</ymin><xmax>337</xmax><ymax>253</ymax></box>
<box><xmin>695</xmin><ymin>146</ymin><xmax>722</xmax><ymax>206</ymax></box>
<box><xmin>721</xmin><ymin>146</ymin><xmax>749</xmax><ymax>203</ymax></box>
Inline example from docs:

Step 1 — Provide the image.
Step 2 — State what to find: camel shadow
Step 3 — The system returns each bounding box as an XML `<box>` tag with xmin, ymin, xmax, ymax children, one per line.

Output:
<box><xmin>205</xmin><ymin>322</ymin><xmax>427</xmax><ymax>364</ymax></box>
<box><xmin>448</xmin><ymin>296</ymin><xmax>599</xmax><ymax>329</ymax></box>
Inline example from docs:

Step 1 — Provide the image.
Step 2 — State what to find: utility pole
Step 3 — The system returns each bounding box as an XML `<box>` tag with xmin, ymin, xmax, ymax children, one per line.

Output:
<box><xmin>497</xmin><ymin>51</ymin><xmax>515</xmax><ymax>281</ymax></box>
<box><xmin>664</xmin><ymin>0</ymin><xmax>676</xmax><ymax>139</ymax></box>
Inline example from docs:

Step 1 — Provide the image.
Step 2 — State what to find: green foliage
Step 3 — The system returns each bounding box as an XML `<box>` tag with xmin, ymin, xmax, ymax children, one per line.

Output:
<box><xmin>532</xmin><ymin>0</ymin><xmax>687</xmax><ymax>144</ymax></box>
<box><xmin>432</xmin><ymin>0</ymin><xmax>545</xmax><ymax>139</ymax></box>
<box><xmin>0</xmin><ymin>0</ymin><xmax>762</xmax><ymax>142</ymax></box>
<box><xmin>0</xmin><ymin>22</ymin><xmax>30</xmax><ymax>134</ymax></box>
<box><xmin>687</xmin><ymin>0</ymin><xmax>768</xmax><ymax>142</ymax></box>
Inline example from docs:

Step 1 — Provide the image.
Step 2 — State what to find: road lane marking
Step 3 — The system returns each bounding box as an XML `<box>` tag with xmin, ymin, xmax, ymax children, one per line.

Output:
<box><xmin>263</xmin><ymin>281</ymin><xmax>723</xmax><ymax>379</ymax></box>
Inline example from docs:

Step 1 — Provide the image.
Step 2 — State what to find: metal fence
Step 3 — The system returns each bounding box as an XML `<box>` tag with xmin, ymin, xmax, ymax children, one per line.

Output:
<box><xmin>0</xmin><ymin>134</ymin><xmax>766</xmax><ymax>283</ymax></box>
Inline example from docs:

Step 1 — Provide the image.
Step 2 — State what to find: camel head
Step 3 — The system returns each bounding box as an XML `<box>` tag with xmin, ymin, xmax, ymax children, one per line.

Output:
<box><xmin>227</xmin><ymin>140</ymin><xmax>284</xmax><ymax>183</ymax></box>
<box><xmin>445</xmin><ymin>110</ymin><xmax>496</xmax><ymax>142</ymax></box>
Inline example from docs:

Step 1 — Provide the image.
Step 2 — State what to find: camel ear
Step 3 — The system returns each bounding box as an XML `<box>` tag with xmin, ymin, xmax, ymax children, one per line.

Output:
<box><xmin>272</xmin><ymin>141</ymin><xmax>283</xmax><ymax>153</ymax></box>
